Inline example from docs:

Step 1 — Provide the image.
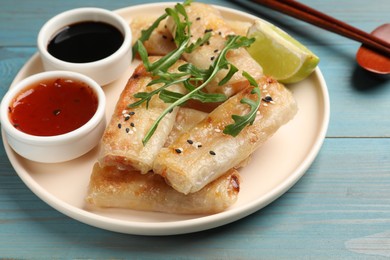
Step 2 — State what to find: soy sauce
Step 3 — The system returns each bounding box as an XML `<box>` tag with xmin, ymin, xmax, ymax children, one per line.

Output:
<box><xmin>47</xmin><ymin>21</ymin><xmax>124</xmax><ymax>63</ymax></box>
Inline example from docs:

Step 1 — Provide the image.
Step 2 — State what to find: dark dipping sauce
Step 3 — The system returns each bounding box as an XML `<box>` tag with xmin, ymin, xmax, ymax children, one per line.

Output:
<box><xmin>8</xmin><ymin>78</ymin><xmax>98</xmax><ymax>136</ymax></box>
<box><xmin>47</xmin><ymin>21</ymin><xmax>124</xmax><ymax>63</ymax></box>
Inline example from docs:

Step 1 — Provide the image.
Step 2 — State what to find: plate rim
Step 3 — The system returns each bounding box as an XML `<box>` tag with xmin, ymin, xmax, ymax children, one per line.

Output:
<box><xmin>1</xmin><ymin>2</ymin><xmax>330</xmax><ymax>236</ymax></box>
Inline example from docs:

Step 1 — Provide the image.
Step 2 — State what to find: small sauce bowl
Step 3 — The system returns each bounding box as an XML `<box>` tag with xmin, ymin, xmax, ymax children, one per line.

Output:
<box><xmin>37</xmin><ymin>8</ymin><xmax>132</xmax><ymax>86</ymax></box>
<box><xmin>0</xmin><ymin>71</ymin><xmax>106</xmax><ymax>163</ymax></box>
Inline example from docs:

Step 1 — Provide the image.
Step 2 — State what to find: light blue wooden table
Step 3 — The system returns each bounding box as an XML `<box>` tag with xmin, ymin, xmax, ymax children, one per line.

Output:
<box><xmin>1</xmin><ymin>0</ymin><xmax>389</xmax><ymax>258</ymax></box>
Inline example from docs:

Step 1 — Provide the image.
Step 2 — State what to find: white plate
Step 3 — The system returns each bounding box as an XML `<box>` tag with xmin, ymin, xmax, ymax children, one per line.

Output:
<box><xmin>1</xmin><ymin>3</ymin><xmax>330</xmax><ymax>235</ymax></box>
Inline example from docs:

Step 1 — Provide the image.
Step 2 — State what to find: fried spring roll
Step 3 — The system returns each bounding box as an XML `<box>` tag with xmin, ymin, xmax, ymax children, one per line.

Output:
<box><xmin>164</xmin><ymin>107</ymin><xmax>208</xmax><ymax>147</ymax></box>
<box><xmin>166</xmin><ymin>2</ymin><xmax>263</xmax><ymax>97</ymax></box>
<box><xmin>86</xmin><ymin>163</ymin><xmax>240</xmax><ymax>215</ymax></box>
<box><xmin>98</xmin><ymin>58</ymin><xmax>187</xmax><ymax>173</ymax></box>
<box><xmin>130</xmin><ymin>14</ymin><xmax>251</xmax><ymax>56</ymax></box>
<box><xmin>153</xmin><ymin>77</ymin><xmax>298</xmax><ymax>194</ymax></box>
<box><xmin>130</xmin><ymin>17</ymin><xmax>176</xmax><ymax>56</ymax></box>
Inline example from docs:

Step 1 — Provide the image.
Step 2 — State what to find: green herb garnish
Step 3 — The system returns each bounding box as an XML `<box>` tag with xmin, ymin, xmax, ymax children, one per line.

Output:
<box><xmin>223</xmin><ymin>72</ymin><xmax>261</xmax><ymax>137</ymax></box>
<box><xmin>130</xmin><ymin>0</ymin><xmax>261</xmax><ymax>145</ymax></box>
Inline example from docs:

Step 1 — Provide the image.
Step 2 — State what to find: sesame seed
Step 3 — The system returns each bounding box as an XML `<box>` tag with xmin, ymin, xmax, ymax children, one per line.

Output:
<box><xmin>262</xmin><ymin>95</ymin><xmax>273</xmax><ymax>103</ymax></box>
<box><xmin>175</xmin><ymin>148</ymin><xmax>183</xmax><ymax>154</ymax></box>
<box><xmin>214</xmin><ymin>49</ymin><xmax>219</xmax><ymax>53</ymax></box>
<box><xmin>205</xmin><ymin>29</ymin><xmax>213</xmax><ymax>33</ymax></box>
<box><xmin>214</xmin><ymin>128</ymin><xmax>221</xmax><ymax>133</ymax></box>
<box><xmin>209</xmin><ymin>151</ymin><xmax>216</xmax><ymax>155</ymax></box>
<box><xmin>124</xmin><ymin>116</ymin><xmax>130</xmax><ymax>121</ymax></box>
<box><xmin>196</xmin><ymin>17</ymin><xmax>201</xmax><ymax>21</ymax></box>
<box><xmin>53</xmin><ymin>109</ymin><xmax>61</xmax><ymax>116</ymax></box>
<box><xmin>210</xmin><ymin>56</ymin><xmax>215</xmax><ymax>61</ymax></box>
<box><xmin>122</xmin><ymin>110</ymin><xmax>128</xmax><ymax>114</ymax></box>
<box><xmin>118</xmin><ymin>123</ymin><xmax>122</xmax><ymax>129</ymax></box>
<box><xmin>129</xmin><ymin>111</ymin><xmax>135</xmax><ymax>115</ymax></box>
<box><xmin>187</xmin><ymin>139</ymin><xmax>194</xmax><ymax>144</ymax></box>
<box><xmin>130</xmin><ymin>122</ymin><xmax>135</xmax><ymax>127</ymax></box>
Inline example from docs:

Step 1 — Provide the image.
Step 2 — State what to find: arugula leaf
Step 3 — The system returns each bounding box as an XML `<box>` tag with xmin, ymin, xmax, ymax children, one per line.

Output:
<box><xmin>132</xmin><ymin>0</ymin><xmax>193</xmax><ymax>58</ymax></box>
<box><xmin>223</xmin><ymin>72</ymin><xmax>261</xmax><ymax>137</ymax></box>
<box><xmin>191</xmin><ymin>91</ymin><xmax>227</xmax><ymax>103</ymax></box>
<box><xmin>134</xmin><ymin>40</ymin><xmax>150</xmax><ymax>69</ymax></box>
<box><xmin>218</xmin><ymin>64</ymin><xmax>238</xmax><ymax>86</ymax></box>
<box><xmin>129</xmin><ymin>1</ymin><xmax>259</xmax><ymax>145</ymax></box>
<box><xmin>185</xmin><ymin>32</ymin><xmax>211</xmax><ymax>53</ymax></box>
<box><xmin>159</xmin><ymin>89</ymin><xmax>185</xmax><ymax>103</ymax></box>
<box><xmin>128</xmin><ymin>77</ymin><xmax>188</xmax><ymax>109</ymax></box>
<box><xmin>178</xmin><ymin>63</ymin><xmax>208</xmax><ymax>80</ymax></box>
<box><xmin>132</xmin><ymin>14</ymin><xmax>168</xmax><ymax>60</ymax></box>
<box><xmin>133</xmin><ymin>2</ymin><xmax>192</xmax><ymax>74</ymax></box>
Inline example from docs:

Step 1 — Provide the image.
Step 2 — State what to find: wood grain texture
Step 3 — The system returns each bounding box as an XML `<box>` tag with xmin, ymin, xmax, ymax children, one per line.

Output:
<box><xmin>0</xmin><ymin>0</ymin><xmax>390</xmax><ymax>258</ymax></box>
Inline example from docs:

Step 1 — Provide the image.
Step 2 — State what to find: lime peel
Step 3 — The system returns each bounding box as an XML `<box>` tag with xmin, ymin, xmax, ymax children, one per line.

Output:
<box><xmin>247</xmin><ymin>19</ymin><xmax>319</xmax><ymax>84</ymax></box>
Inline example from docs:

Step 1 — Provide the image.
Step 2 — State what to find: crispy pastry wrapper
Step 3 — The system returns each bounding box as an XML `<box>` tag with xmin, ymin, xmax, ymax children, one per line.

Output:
<box><xmin>130</xmin><ymin>17</ymin><xmax>176</xmax><ymax>56</ymax></box>
<box><xmin>86</xmin><ymin>163</ymin><xmax>240</xmax><ymax>215</ymax></box>
<box><xmin>164</xmin><ymin>107</ymin><xmax>208</xmax><ymax>147</ymax></box>
<box><xmin>98</xmin><ymin>58</ymin><xmax>187</xmax><ymax>174</ymax></box>
<box><xmin>153</xmin><ymin>77</ymin><xmax>298</xmax><ymax>194</ymax></box>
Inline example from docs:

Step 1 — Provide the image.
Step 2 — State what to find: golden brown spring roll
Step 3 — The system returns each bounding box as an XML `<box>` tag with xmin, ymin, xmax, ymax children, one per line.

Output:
<box><xmin>86</xmin><ymin>163</ymin><xmax>240</xmax><ymax>214</ymax></box>
<box><xmin>166</xmin><ymin>2</ymin><xmax>263</xmax><ymax>97</ymax></box>
<box><xmin>98</xmin><ymin>58</ymin><xmax>187</xmax><ymax>174</ymax></box>
<box><xmin>153</xmin><ymin>77</ymin><xmax>298</xmax><ymax>194</ymax></box>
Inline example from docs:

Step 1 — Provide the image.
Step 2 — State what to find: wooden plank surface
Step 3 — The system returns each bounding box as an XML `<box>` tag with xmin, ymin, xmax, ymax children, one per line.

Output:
<box><xmin>1</xmin><ymin>0</ymin><xmax>390</xmax><ymax>258</ymax></box>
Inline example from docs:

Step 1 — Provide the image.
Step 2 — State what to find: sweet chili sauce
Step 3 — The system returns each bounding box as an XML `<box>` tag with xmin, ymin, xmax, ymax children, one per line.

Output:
<box><xmin>8</xmin><ymin>78</ymin><xmax>98</xmax><ymax>136</ymax></box>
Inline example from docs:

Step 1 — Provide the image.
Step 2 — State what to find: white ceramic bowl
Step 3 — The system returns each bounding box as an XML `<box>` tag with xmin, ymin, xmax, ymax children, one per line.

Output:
<box><xmin>37</xmin><ymin>7</ymin><xmax>132</xmax><ymax>86</ymax></box>
<box><xmin>0</xmin><ymin>71</ymin><xmax>106</xmax><ymax>163</ymax></box>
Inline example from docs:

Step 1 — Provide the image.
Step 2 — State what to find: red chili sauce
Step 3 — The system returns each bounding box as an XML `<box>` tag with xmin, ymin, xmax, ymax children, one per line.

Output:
<box><xmin>8</xmin><ymin>78</ymin><xmax>98</xmax><ymax>136</ymax></box>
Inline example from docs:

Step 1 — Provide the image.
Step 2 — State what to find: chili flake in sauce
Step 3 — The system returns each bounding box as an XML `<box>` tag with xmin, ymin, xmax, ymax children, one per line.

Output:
<box><xmin>8</xmin><ymin>78</ymin><xmax>98</xmax><ymax>136</ymax></box>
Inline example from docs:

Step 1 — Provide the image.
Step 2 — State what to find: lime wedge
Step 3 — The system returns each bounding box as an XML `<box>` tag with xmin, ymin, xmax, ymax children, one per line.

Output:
<box><xmin>247</xmin><ymin>19</ymin><xmax>319</xmax><ymax>84</ymax></box>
